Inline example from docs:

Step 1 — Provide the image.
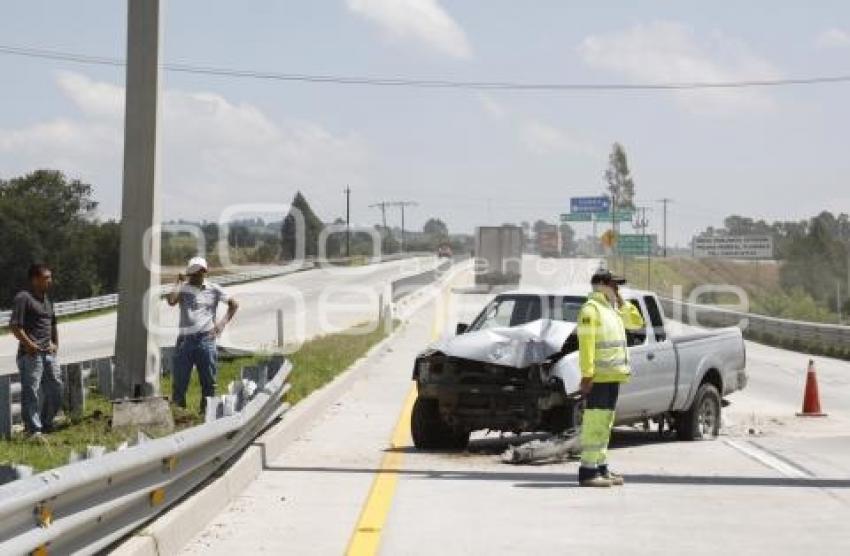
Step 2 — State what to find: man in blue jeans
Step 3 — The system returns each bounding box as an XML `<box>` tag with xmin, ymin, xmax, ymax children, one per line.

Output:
<box><xmin>166</xmin><ymin>257</ymin><xmax>239</xmax><ymax>412</ymax></box>
<box><xmin>9</xmin><ymin>263</ymin><xmax>63</xmax><ymax>441</ymax></box>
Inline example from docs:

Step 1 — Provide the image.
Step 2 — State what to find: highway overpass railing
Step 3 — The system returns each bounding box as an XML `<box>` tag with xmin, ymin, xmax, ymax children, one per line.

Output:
<box><xmin>658</xmin><ymin>296</ymin><xmax>850</xmax><ymax>359</ymax></box>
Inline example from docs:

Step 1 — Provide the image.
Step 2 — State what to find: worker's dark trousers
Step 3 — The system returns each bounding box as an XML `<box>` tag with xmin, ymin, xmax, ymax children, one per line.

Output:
<box><xmin>579</xmin><ymin>382</ymin><xmax>620</xmax><ymax>473</ymax></box>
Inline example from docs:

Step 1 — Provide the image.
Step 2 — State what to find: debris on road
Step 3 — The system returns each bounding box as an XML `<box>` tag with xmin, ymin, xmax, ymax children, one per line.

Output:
<box><xmin>501</xmin><ymin>432</ymin><xmax>580</xmax><ymax>464</ymax></box>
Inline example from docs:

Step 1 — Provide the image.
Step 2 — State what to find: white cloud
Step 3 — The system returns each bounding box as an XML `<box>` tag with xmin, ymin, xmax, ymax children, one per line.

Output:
<box><xmin>346</xmin><ymin>0</ymin><xmax>472</xmax><ymax>59</ymax></box>
<box><xmin>518</xmin><ymin>120</ymin><xmax>596</xmax><ymax>157</ymax></box>
<box><xmin>578</xmin><ymin>21</ymin><xmax>781</xmax><ymax>115</ymax></box>
<box><xmin>815</xmin><ymin>28</ymin><xmax>850</xmax><ymax>49</ymax></box>
<box><xmin>0</xmin><ymin>72</ymin><xmax>370</xmax><ymax>220</ymax></box>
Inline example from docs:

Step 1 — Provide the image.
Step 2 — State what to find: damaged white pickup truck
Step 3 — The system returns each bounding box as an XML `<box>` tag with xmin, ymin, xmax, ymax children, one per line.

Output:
<box><xmin>411</xmin><ymin>288</ymin><xmax>747</xmax><ymax>449</ymax></box>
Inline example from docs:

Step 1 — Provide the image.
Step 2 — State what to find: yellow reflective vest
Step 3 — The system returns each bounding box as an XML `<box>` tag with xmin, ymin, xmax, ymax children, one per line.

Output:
<box><xmin>578</xmin><ymin>291</ymin><xmax>646</xmax><ymax>383</ymax></box>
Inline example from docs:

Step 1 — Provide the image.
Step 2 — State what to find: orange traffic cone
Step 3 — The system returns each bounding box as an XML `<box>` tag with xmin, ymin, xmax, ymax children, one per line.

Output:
<box><xmin>796</xmin><ymin>359</ymin><xmax>827</xmax><ymax>417</ymax></box>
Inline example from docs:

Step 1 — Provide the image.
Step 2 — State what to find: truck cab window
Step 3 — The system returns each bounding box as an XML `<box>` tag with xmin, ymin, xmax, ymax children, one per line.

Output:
<box><xmin>511</xmin><ymin>296</ymin><xmax>542</xmax><ymax>326</ymax></box>
<box><xmin>643</xmin><ymin>295</ymin><xmax>667</xmax><ymax>342</ymax></box>
<box><xmin>470</xmin><ymin>298</ymin><xmax>517</xmax><ymax>330</ymax></box>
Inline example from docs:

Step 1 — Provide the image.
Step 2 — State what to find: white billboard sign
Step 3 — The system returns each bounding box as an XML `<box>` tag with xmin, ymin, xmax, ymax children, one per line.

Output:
<box><xmin>692</xmin><ymin>235</ymin><xmax>774</xmax><ymax>259</ymax></box>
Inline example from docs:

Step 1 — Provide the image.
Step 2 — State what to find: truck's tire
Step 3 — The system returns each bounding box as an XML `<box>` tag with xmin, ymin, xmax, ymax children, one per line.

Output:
<box><xmin>411</xmin><ymin>397</ymin><xmax>469</xmax><ymax>450</ymax></box>
<box><xmin>676</xmin><ymin>383</ymin><xmax>722</xmax><ymax>441</ymax></box>
<box><xmin>544</xmin><ymin>399</ymin><xmax>583</xmax><ymax>434</ymax></box>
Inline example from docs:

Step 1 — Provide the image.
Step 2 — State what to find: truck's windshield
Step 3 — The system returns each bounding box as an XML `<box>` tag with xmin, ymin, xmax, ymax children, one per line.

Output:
<box><xmin>468</xmin><ymin>295</ymin><xmax>586</xmax><ymax>331</ymax></box>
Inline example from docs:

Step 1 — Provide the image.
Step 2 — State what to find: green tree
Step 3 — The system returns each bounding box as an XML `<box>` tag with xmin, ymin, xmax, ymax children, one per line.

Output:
<box><xmin>604</xmin><ymin>143</ymin><xmax>636</xmax><ymax>210</ymax></box>
<box><xmin>423</xmin><ymin>218</ymin><xmax>449</xmax><ymax>238</ymax></box>
<box><xmin>0</xmin><ymin>170</ymin><xmax>108</xmax><ymax>303</ymax></box>
<box><xmin>559</xmin><ymin>223</ymin><xmax>576</xmax><ymax>256</ymax></box>
<box><xmin>280</xmin><ymin>191</ymin><xmax>325</xmax><ymax>260</ymax></box>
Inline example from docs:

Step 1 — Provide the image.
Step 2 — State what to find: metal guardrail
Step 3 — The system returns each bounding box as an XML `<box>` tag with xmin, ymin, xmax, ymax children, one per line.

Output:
<box><xmin>0</xmin><ymin>254</ymin><xmax>432</xmax><ymax>327</ymax></box>
<box><xmin>0</xmin><ymin>356</ymin><xmax>291</xmax><ymax>554</ymax></box>
<box><xmin>0</xmin><ymin>266</ymin><xmax>307</xmax><ymax>328</ymax></box>
<box><xmin>658</xmin><ymin>296</ymin><xmax>850</xmax><ymax>349</ymax></box>
<box><xmin>390</xmin><ymin>258</ymin><xmax>457</xmax><ymax>302</ymax></box>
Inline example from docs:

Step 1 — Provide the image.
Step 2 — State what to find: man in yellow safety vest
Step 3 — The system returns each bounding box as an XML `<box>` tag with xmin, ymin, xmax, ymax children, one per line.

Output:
<box><xmin>577</xmin><ymin>268</ymin><xmax>645</xmax><ymax>487</ymax></box>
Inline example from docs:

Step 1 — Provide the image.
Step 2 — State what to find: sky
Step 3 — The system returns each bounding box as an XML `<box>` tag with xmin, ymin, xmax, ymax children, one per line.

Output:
<box><xmin>1</xmin><ymin>0</ymin><xmax>849</xmax><ymax>247</ymax></box>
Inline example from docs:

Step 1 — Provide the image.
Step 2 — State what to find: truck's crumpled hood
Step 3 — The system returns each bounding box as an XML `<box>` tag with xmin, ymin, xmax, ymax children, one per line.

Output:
<box><xmin>433</xmin><ymin>319</ymin><xmax>576</xmax><ymax>368</ymax></box>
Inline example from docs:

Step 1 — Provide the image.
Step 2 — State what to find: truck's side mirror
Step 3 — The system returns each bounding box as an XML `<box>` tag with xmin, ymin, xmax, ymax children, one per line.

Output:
<box><xmin>456</xmin><ymin>322</ymin><xmax>469</xmax><ymax>335</ymax></box>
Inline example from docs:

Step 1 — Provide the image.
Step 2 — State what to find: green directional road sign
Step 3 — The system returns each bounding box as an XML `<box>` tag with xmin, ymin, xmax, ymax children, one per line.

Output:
<box><xmin>597</xmin><ymin>211</ymin><xmax>634</xmax><ymax>222</ymax></box>
<box><xmin>560</xmin><ymin>213</ymin><xmax>593</xmax><ymax>222</ymax></box>
<box><xmin>617</xmin><ymin>234</ymin><xmax>652</xmax><ymax>255</ymax></box>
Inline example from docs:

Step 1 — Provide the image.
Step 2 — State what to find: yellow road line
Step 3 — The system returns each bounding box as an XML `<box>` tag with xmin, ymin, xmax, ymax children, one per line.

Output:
<box><xmin>346</xmin><ymin>271</ymin><xmax>460</xmax><ymax>556</ymax></box>
<box><xmin>346</xmin><ymin>385</ymin><xmax>416</xmax><ymax>556</ymax></box>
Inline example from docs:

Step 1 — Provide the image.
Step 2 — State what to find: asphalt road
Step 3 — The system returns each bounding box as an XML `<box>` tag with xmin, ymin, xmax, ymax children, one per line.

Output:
<box><xmin>178</xmin><ymin>256</ymin><xmax>850</xmax><ymax>554</ymax></box>
<box><xmin>0</xmin><ymin>257</ymin><xmax>438</xmax><ymax>374</ymax></box>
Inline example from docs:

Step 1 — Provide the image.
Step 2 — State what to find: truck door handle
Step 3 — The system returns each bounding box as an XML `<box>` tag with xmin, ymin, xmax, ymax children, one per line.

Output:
<box><xmin>646</xmin><ymin>352</ymin><xmax>655</xmax><ymax>361</ymax></box>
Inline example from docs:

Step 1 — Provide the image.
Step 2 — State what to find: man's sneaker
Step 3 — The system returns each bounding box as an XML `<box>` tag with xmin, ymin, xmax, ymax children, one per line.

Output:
<box><xmin>578</xmin><ymin>466</ymin><xmax>612</xmax><ymax>488</ymax></box>
<box><xmin>599</xmin><ymin>465</ymin><xmax>624</xmax><ymax>486</ymax></box>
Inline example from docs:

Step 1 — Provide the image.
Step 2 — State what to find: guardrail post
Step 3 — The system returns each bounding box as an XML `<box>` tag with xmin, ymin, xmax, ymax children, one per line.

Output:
<box><xmin>0</xmin><ymin>375</ymin><xmax>12</xmax><ymax>440</ymax></box>
<box><xmin>64</xmin><ymin>363</ymin><xmax>85</xmax><ymax>421</ymax></box>
<box><xmin>95</xmin><ymin>357</ymin><xmax>114</xmax><ymax>398</ymax></box>
<box><xmin>276</xmin><ymin>309</ymin><xmax>284</xmax><ymax>348</ymax></box>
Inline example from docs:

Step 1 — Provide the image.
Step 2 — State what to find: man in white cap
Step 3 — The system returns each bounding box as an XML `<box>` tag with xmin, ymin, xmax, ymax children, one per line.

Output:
<box><xmin>166</xmin><ymin>256</ymin><xmax>239</xmax><ymax>412</ymax></box>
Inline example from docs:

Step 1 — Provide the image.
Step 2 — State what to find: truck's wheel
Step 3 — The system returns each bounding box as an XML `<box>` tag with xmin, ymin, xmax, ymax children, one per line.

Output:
<box><xmin>411</xmin><ymin>397</ymin><xmax>468</xmax><ymax>450</ymax></box>
<box><xmin>676</xmin><ymin>383</ymin><xmax>722</xmax><ymax>441</ymax></box>
<box><xmin>544</xmin><ymin>400</ymin><xmax>583</xmax><ymax>434</ymax></box>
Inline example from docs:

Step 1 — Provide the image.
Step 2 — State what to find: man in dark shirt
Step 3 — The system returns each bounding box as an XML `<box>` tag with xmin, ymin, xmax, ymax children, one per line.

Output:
<box><xmin>9</xmin><ymin>263</ymin><xmax>62</xmax><ymax>438</ymax></box>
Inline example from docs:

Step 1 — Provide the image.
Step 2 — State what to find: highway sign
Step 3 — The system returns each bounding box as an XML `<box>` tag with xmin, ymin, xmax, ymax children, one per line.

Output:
<box><xmin>596</xmin><ymin>211</ymin><xmax>634</xmax><ymax>222</ymax></box>
<box><xmin>692</xmin><ymin>235</ymin><xmax>774</xmax><ymax>259</ymax></box>
<box><xmin>570</xmin><ymin>196</ymin><xmax>610</xmax><ymax>214</ymax></box>
<box><xmin>618</xmin><ymin>234</ymin><xmax>652</xmax><ymax>255</ymax></box>
<box><xmin>560</xmin><ymin>213</ymin><xmax>592</xmax><ymax>222</ymax></box>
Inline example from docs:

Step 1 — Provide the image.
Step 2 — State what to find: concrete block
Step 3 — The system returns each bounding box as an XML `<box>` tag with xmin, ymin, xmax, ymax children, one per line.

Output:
<box><xmin>204</xmin><ymin>396</ymin><xmax>224</xmax><ymax>423</ymax></box>
<box><xmin>112</xmin><ymin>397</ymin><xmax>174</xmax><ymax>435</ymax></box>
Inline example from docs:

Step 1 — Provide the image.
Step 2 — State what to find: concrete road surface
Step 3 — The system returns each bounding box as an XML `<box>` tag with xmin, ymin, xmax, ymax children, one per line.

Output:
<box><xmin>180</xmin><ymin>256</ymin><xmax>850</xmax><ymax>555</ymax></box>
<box><xmin>0</xmin><ymin>257</ymin><xmax>437</xmax><ymax>374</ymax></box>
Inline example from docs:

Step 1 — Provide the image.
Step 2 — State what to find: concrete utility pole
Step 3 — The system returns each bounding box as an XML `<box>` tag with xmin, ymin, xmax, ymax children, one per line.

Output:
<box><xmin>657</xmin><ymin>198</ymin><xmax>673</xmax><ymax>257</ymax></box>
<box><xmin>344</xmin><ymin>186</ymin><xmax>351</xmax><ymax>257</ymax></box>
<box><xmin>114</xmin><ymin>0</ymin><xmax>162</xmax><ymax>399</ymax></box>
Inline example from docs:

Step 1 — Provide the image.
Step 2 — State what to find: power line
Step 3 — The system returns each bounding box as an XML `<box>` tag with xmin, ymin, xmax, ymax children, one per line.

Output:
<box><xmin>3</xmin><ymin>43</ymin><xmax>850</xmax><ymax>92</ymax></box>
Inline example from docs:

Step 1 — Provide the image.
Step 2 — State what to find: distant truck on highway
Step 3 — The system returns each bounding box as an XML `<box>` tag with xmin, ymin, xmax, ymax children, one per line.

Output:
<box><xmin>410</xmin><ymin>288</ymin><xmax>747</xmax><ymax>449</ymax></box>
<box><xmin>474</xmin><ymin>226</ymin><xmax>523</xmax><ymax>286</ymax></box>
<box><xmin>535</xmin><ymin>224</ymin><xmax>560</xmax><ymax>258</ymax></box>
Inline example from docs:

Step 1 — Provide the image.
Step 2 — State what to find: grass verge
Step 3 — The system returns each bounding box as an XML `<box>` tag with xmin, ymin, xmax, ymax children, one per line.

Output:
<box><xmin>0</xmin><ymin>319</ymin><xmax>394</xmax><ymax>472</ymax></box>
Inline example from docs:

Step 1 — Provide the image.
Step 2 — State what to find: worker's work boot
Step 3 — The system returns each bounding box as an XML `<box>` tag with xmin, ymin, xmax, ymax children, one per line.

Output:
<box><xmin>598</xmin><ymin>464</ymin><xmax>624</xmax><ymax>486</ymax></box>
<box><xmin>578</xmin><ymin>466</ymin><xmax>612</xmax><ymax>488</ymax></box>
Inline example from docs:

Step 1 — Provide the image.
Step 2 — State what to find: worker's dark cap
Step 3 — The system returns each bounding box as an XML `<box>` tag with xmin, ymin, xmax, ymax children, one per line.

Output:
<box><xmin>590</xmin><ymin>268</ymin><xmax>626</xmax><ymax>285</ymax></box>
